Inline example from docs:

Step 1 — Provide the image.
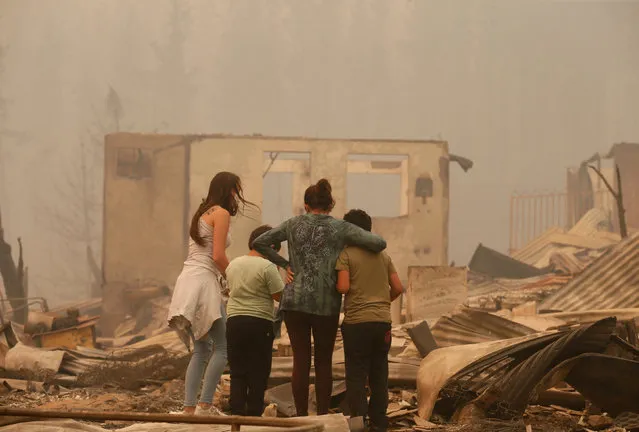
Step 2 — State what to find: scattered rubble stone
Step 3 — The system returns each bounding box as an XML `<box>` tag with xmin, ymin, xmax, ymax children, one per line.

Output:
<box><xmin>587</xmin><ymin>414</ymin><xmax>614</xmax><ymax>430</ymax></box>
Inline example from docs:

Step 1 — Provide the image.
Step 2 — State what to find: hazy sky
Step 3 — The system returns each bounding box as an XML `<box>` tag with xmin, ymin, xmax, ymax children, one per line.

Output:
<box><xmin>1</xmin><ymin>0</ymin><xmax>638</xmax><ymax>304</ymax></box>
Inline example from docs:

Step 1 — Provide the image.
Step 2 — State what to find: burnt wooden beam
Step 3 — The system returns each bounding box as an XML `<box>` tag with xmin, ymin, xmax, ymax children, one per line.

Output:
<box><xmin>0</xmin><ymin>407</ymin><xmax>325</xmax><ymax>431</ymax></box>
<box><xmin>0</xmin><ymin>207</ymin><xmax>26</xmax><ymax>323</ymax></box>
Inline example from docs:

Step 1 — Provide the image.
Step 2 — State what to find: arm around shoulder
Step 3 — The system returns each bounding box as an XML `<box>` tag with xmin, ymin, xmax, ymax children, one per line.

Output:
<box><xmin>253</xmin><ymin>221</ymin><xmax>290</xmax><ymax>269</ymax></box>
<box><xmin>342</xmin><ymin>221</ymin><xmax>387</xmax><ymax>253</ymax></box>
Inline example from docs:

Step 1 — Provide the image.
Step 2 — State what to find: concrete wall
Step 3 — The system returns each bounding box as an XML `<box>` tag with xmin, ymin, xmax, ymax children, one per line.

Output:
<box><xmin>189</xmin><ymin>136</ymin><xmax>450</xmax><ymax>279</ymax></box>
<box><xmin>103</xmin><ymin>133</ymin><xmax>189</xmax><ymax>286</ymax></box>
<box><xmin>566</xmin><ymin>143</ymin><xmax>639</xmax><ymax>234</ymax></box>
<box><xmin>613</xmin><ymin>143</ymin><xmax>639</xmax><ymax>231</ymax></box>
<box><xmin>104</xmin><ymin>133</ymin><xmax>450</xmax><ymax>288</ymax></box>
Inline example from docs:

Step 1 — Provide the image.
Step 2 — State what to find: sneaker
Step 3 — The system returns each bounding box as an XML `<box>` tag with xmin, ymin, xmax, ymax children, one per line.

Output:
<box><xmin>195</xmin><ymin>405</ymin><xmax>226</xmax><ymax>416</ymax></box>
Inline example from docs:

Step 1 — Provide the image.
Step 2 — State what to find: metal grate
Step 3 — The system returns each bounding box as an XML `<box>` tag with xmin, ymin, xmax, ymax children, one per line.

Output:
<box><xmin>509</xmin><ymin>189</ymin><xmax>615</xmax><ymax>254</ymax></box>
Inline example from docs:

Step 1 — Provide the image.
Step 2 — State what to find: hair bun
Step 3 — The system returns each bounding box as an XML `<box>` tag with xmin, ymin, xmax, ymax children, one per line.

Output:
<box><xmin>316</xmin><ymin>179</ymin><xmax>332</xmax><ymax>194</ymax></box>
<box><xmin>304</xmin><ymin>178</ymin><xmax>335</xmax><ymax>212</ymax></box>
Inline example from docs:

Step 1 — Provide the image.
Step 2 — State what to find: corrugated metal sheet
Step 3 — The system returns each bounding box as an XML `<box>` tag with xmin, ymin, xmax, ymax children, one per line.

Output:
<box><xmin>540</xmin><ymin>232</ymin><xmax>639</xmax><ymax>311</ymax></box>
<box><xmin>440</xmin><ymin>318</ymin><xmax>619</xmax><ymax>417</ymax></box>
<box><xmin>469</xmin><ymin>244</ymin><xmax>546</xmax><ymax>279</ymax></box>
<box><xmin>114</xmin><ymin>328</ymin><xmax>187</xmax><ymax>354</ymax></box>
<box><xmin>545</xmin><ymin>308</ymin><xmax>639</xmax><ymax>324</ymax></box>
<box><xmin>568</xmin><ymin>208</ymin><xmax>612</xmax><ymax>237</ymax></box>
<box><xmin>532</xmin><ymin>245</ymin><xmax>578</xmax><ymax>269</ymax></box>
<box><xmin>512</xmin><ymin>227</ymin><xmax>564</xmax><ymax>265</ymax></box>
<box><xmin>512</xmin><ymin>208</ymin><xmax>620</xmax><ymax>268</ymax></box>
<box><xmin>430</xmin><ymin>307</ymin><xmax>536</xmax><ymax>346</ymax></box>
<box><xmin>61</xmin><ymin>350</ymin><xmax>108</xmax><ymax>376</ymax></box>
<box><xmin>468</xmin><ymin>274</ymin><xmax>558</xmax><ymax>296</ymax></box>
<box><xmin>548</xmin><ymin>249</ymin><xmax>583</xmax><ymax>274</ymax></box>
<box><xmin>467</xmin><ymin>274</ymin><xmax>570</xmax><ymax>310</ymax></box>
<box><xmin>513</xmin><ymin>230</ymin><xmax>617</xmax><ymax>267</ymax></box>
<box><xmin>547</xmin><ymin>248</ymin><xmax>605</xmax><ymax>275</ymax></box>
<box><xmin>49</xmin><ymin>298</ymin><xmax>103</xmax><ymax>315</ymax></box>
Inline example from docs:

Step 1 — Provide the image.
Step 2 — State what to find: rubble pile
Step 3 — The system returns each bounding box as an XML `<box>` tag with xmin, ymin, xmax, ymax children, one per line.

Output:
<box><xmin>75</xmin><ymin>346</ymin><xmax>190</xmax><ymax>390</ymax></box>
<box><xmin>0</xmin><ymin>381</ymin><xmax>185</xmax><ymax>414</ymax></box>
<box><xmin>467</xmin><ymin>209</ymin><xmax>623</xmax><ymax>312</ymax></box>
<box><xmin>3</xmin><ymin>208</ymin><xmax>639</xmax><ymax>430</ymax></box>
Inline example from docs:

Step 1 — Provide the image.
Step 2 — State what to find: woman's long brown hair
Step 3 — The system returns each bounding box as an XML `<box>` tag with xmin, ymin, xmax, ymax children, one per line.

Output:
<box><xmin>189</xmin><ymin>172</ymin><xmax>255</xmax><ymax>246</ymax></box>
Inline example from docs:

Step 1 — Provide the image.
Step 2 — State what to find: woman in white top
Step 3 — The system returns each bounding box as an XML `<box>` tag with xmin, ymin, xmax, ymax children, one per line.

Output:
<box><xmin>167</xmin><ymin>171</ymin><xmax>254</xmax><ymax>416</ymax></box>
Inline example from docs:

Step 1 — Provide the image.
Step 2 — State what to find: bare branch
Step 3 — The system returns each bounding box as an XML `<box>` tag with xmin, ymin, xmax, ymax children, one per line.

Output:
<box><xmin>106</xmin><ymin>85</ymin><xmax>124</xmax><ymax>131</ymax></box>
<box><xmin>588</xmin><ymin>164</ymin><xmax>628</xmax><ymax>239</ymax></box>
<box><xmin>43</xmin><ymin>85</ymin><xmax>129</xmax><ymax>296</ymax></box>
<box><xmin>263</xmin><ymin>152</ymin><xmax>280</xmax><ymax>178</ymax></box>
<box><xmin>587</xmin><ymin>165</ymin><xmax>619</xmax><ymax>199</ymax></box>
<box><xmin>615</xmin><ymin>165</ymin><xmax>628</xmax><ymax>239</ymax></box>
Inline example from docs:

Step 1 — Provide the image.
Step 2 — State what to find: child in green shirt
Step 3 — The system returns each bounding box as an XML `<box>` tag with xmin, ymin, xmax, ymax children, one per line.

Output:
<box><xmin>226</xmin><ymin>225</ymin><xmax>284</xmax><ymax>416</ymax></box>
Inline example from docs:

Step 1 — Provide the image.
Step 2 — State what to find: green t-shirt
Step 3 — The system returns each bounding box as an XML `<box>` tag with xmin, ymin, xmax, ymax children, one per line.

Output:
<box><xmin>335</xmin><ymin>246</ymin><xmax>396</xmax><ymax>324</ymax></box>
<box><xmin>226</xmin><ymin>255</ymin><xmax>285</xmax><ymax>322</ymax></box>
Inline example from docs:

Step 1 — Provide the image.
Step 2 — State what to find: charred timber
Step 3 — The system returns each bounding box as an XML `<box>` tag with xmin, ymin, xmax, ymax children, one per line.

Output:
<box><xmin>0</xmin><ymin>407</ymin><xmax>325</xmax><ymax>431</ymax></box>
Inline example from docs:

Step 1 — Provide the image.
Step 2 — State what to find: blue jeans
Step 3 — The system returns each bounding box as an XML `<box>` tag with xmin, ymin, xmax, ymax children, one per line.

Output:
<box><xmin>184</xmin><ymin>305</ymin><xmax>228</xmax><ymax>407</ymax></box>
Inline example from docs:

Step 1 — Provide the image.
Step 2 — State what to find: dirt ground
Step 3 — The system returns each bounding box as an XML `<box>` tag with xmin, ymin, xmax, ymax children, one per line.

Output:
<box><xmin>0</xmin><ymin>380</ymin><xmax>622</xmax><ymax>432</ymax></box>
<box><xmin>0</xmin><ymin>380</ymin><xmax>186</xmax><ymax>430</ymax></box>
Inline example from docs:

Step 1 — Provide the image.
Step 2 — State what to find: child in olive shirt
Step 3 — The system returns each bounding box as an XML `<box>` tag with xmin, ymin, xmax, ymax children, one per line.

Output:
<box><xmin>226</xmin><ymin>225</ymin><xmax>284</xmax><ymax>416</ymax></box>
<box><xmin>335</xmin><ymin>210</ymin><xmax>404</xmax><ymax>432</ymax></box>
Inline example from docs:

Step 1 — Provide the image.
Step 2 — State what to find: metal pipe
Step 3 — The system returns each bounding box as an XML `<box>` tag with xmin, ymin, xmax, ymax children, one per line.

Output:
<box><xmin>0</xmin><ymin>408</ymin><xmax>325</xmax><ymax>431</ymax></box>
<box><xmin>1</xmin><ymin>297</ymin><xmax>49</xmax><ymax>312</ymax></box>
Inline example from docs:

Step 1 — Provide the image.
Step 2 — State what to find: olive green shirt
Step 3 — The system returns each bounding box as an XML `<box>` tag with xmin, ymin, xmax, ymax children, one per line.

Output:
<box><xmin>336</xmin><ymin>246</ymin><xmax>396</xmax><ymax>324</ymax></box>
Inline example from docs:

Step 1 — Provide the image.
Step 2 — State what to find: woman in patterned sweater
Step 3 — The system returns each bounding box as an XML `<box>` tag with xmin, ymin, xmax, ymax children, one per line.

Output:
<box><xmin>252</xmin><ymin>178</ymin><xmax>387</xmax><ymax>417</ymax></box>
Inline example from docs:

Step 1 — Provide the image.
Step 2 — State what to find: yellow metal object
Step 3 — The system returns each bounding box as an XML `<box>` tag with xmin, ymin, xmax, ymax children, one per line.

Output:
<box><xmin>33</xmin><ymin>317</ymin><xmax>98</xmax><ymax>350</ymax></box>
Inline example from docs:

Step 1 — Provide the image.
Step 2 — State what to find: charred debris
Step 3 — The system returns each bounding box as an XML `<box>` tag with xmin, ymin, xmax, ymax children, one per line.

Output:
<box><xmin>3</xmin><ymin>157</ymin><xmax>639</xmax><ymax>430</ymax></box>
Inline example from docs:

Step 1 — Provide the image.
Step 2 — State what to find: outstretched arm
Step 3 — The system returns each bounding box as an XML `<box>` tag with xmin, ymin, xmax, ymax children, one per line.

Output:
<box><xmin>342</xmin><ymin>221</ymin><xmax>387</xmax><ymax>253</ymax></box>
<box><xmin>253</xmin><ymin>221</ymin><xmax>290</xmax><ymax>269</ymax></box>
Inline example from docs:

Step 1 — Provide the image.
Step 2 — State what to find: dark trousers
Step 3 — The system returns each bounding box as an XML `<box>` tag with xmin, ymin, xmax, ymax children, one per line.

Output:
<box><xmin>283</xmin><ymin>310</ymin><xmax>340</xmax><ymax>416</ymax></box>
<box><xmin>226</xmin><ymin>315</ymin><xmax>275</xmax><ymax>416</ymax></box>
<box><xmin>341</xmin><ymin>322</ymin><xmax>392</xmax><ymax>432</ymax></box>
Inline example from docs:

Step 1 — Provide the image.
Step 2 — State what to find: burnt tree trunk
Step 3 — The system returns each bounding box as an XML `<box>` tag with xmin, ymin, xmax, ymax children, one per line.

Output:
<box><xmin>0</xmin><ymin>209</ymin><xmax>27</xmax><ymax>324</ymax></box>
<box><xmin>588</xmin><ymin>164</ymin><xmax>628</xmax><ymax>238</ymax></box>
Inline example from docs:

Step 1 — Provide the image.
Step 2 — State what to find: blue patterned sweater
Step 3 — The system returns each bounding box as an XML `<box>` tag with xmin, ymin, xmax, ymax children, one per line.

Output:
<box><xmin>253</xmin><ymin>214</ymin><xmax>387</xmax><ymax>316</ymax></box>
